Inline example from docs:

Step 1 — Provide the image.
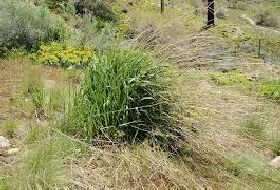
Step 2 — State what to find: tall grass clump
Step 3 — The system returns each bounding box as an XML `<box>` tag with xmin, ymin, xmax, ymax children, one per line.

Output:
<box><xmin>240</xmin><ymin>118</ymin><xmax>265</xmax><ymax>139</ymax></box>
<box><xmin>61</xmin><ymin>48</ymin><xmax>180</xmax><ymax>147</ymax></box>
<box><xmin>0</xmin><ymin>0</ymin><xmax>66</xmax><ymax>57</ymax></box>
<box><xmin>3</xmin><ymin>120</ymin><xmax>18</xmax><ymax>138</ymax></box>
<box><xmin>3</xmin><ymin>136</ymin><xmax>83</xmax><ymax>189</ymax></box>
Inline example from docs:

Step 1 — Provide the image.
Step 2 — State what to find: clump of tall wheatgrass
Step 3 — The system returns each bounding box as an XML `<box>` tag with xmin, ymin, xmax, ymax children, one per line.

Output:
<box><xmin>61</xmin><ymin>48</ymin><xmax>181</xmax><ymax>147</ymax></box>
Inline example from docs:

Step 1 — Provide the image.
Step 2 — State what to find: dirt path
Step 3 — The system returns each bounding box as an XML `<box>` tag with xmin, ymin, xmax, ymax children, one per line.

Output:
<box><xmin>241</xmin><ymin>14</ymin><xmax>280</xmax><ymax>35</ymax></box>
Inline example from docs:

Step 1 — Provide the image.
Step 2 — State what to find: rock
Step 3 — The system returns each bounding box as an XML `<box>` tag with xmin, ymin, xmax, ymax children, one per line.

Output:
<box><xmin>269</xmin><ymin>156</ymin><xmax>280</xmax><ymax>168</ymax></box>
<box><xmin>67</xmin><ymin>65</ymin><xmax>74</xmax><ymax>70</ymax></box>
<box><xmin>0</xmin><ymin>136</ymin><xmax>10</xmax><ymax>148</ymax></box>
<box><xmin>44</xmin><ymin>79</ymin><xmax>56</xmax><ymax>89</ymax></box>
<box><xmin>121</xmin><ymin>7</ymin><xmax>128</xmax><ymax>14</ymax></box>
<box><xmin>7</xmin><ymin>148</ymin><xmax>19</xmax><ymax>155</ymax></box>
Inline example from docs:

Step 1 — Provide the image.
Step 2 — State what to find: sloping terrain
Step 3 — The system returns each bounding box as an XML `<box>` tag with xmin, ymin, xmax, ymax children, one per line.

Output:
<box><xmin>0</xmin><ymin>0</ymin><xmax>280</xmax><ymax>189</ymax></box>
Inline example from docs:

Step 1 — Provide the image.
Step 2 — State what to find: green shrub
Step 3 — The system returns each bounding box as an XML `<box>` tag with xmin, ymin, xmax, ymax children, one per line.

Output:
<box><xmin>74</xmin><ymin>0</ymin><xmax>117</xmax><ymax>22</ymax></box>
<box><xmin>260</xmin><ymin>79</ymin><xmax>280</xmax><ymax>101</ymax></box>
<box><xmin>44</xmin><ymin>0</ymin><xmax>69</xmax><ymax>12</ymax></box>
<box><xmin>61</xmin><ymin>48</ymin><xmax>177</xmax><ymax>144</ymax></box>
<box><xmin>33</xmin><ymin>43</ymin><xmax>94</xmax><ymax>67</ymax></box>
<box><xmin>3</xmin><ymin>120</ymin><xmax>17</xmax><ymax>138</ymax></box>
<box><xmin>0</xmin><ymin>0</ymin><xmax>66</xmax><ymax>57</ymax></box>
<box><xmin>70</xmin><ymin>13</ymin><xmax>118</xmax><ymax>50</ymax></box>
<box><xmin>256</xmin><ymin>11</ymin><xmax>279</xmax><ymax>27</ymax></box>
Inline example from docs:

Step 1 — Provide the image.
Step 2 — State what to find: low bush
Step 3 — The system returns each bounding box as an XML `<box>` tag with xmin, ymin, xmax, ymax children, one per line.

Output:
<box><xmin>61</xmin><ymin>48</ymin><xmax>181</xmax><ymax>148</ymax></box>
<box><xmin>0</xmin><ymin>0</ymin><xmax>66</xmax><ymax>57</ymax></box>
<box><xmin>74</xmin><ymin>0</ymin><xmax>117</xmax><ymax>22</ymax></box>
<box><xmin>33</xmin><ymin>43</ymin><xmax>94</xmax><ymax>67</ymax></box>
<box><xmin>256</xmin><ymin>11</ymin><xmax>279</xmax><ymax>27</ymax></box>
<box><xmin>69</xmin><ymin>12</ymin><xmax>118</xmax><ymax>50</ymax></box>
<box><xmin>44</xmin><ymin>0</ymin><xmax>69</xmax><ymax>12</ymax></box>
<box><xmin>216</xmin><ymin>10</ymin><xmax>227</xmax><ymax>20</ymax></box>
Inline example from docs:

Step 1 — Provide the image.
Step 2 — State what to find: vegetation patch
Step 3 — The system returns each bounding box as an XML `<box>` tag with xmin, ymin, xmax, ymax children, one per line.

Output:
<box><xmin>0</xmin><ymin>0</ymin><xmax>66</xmax><ymax>57</ymax></box>
<box><xmin>259</xmin><ymin>79</ymin><xmax>280</xmax><ymax>102</ymax></box>
<box><xmin>2</xmin><ymin>120</ymin><xmax>18</xmax><ymax>138</ymax></box>
<box><xmin>225</xmin><ymin>153</ymin><xmax>280</xmax><ymax>189</ymax></box>
<box><xmin>256</xmin><ymin>10</ymin><xmax>279</xmax><ymax>27</ymax></box>
<box><xmin>225</xmin><ymin>153</ymin><xmax>264</xmax><ymax>177</ymax></box>
<box><xmin>61</xmin><ymin>48</ymin><xmax>181</xmax><ymax>150</ymax></box>
<box><xmin>211</xmin><ymin>71</ymin><xmax>250</xmax><ymax>86</ymax></box>
<box><xmin>240</xmin><ymin>118</ymin><xmax>265</xmax><ymax>139</ymax></box>
<box><xmin>2</xmin><ymin>136</ymin><xmax>83</xmax><ymax>189</ymax></box>
<box><xmin>74</xmin><ymin>0</ymin><xmax>117</xmax><ymax>22</ymax></box>
<box><xmin>271</xmin><ymin>139</ymin><xmax>280</xmax><ymax>156</ymax></box>
<box><xmin>32</xmin><ymin>43</ymin><xmax>94</xmax><ymax>67</ymax></box>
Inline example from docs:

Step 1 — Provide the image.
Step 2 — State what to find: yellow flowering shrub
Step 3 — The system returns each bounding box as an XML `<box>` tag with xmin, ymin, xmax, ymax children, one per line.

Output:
<box><xmin>34</xmin><ymin>43</ymin><xmax>94</xmax><ymax>67</ymax></box>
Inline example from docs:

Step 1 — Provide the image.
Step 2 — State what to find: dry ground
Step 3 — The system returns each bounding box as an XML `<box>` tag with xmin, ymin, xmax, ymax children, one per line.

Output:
<box><xmin>1</xmin><ymin>57</ymin><xmax>280</xmax><ymax>188</ymax></box>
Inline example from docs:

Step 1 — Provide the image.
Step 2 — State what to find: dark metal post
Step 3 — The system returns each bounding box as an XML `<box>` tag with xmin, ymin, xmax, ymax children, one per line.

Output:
<box><xmin>207</xmin><ymin>0</ymin><xmax>214</xmax><ymax>26</ymax></box>
<box><xmin>258</xmin><ymin>39</ymin><xmax>261</xmax><ymax>58</ymax></box>
<box><xmin>161</xmin><ymin>0</ymin><xmax>164</xmax><ymax>13</ymax></box>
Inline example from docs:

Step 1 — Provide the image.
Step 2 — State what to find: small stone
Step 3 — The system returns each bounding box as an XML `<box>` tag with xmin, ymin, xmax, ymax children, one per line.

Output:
<box><xmin>67</xmin><ymin>65</ymin><xmax>74</xmax><ymax>70</ymax></box>
<box><xmin>269</xmin><ymin>156</ymin><xmax>280</xmax><ymax>168</ymax></box>
<box><xmin>44</xmin><ymin>79</ymin><xmax>56</xmax><ymax>89</ymax></box>
<box><xmin>121</xmin><ymin>7</ymin><xmax>128</xmax><ymax>14</ymax></box>
<box><xmin>0</xmin><ymin>136</ymin><xmax>10</xmax><ymax>148</ymax></box>
<box><xmin>7</xmin><ymin>148</ymin><xmax>19</xmax><ymax>155</ymax></box>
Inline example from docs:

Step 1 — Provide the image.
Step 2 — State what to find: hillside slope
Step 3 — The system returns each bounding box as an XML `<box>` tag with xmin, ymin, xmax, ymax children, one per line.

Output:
<box><xmin>0</xmin><ymin>0</ymin><xmax>280</xmax><ymax>189</ymax></box>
